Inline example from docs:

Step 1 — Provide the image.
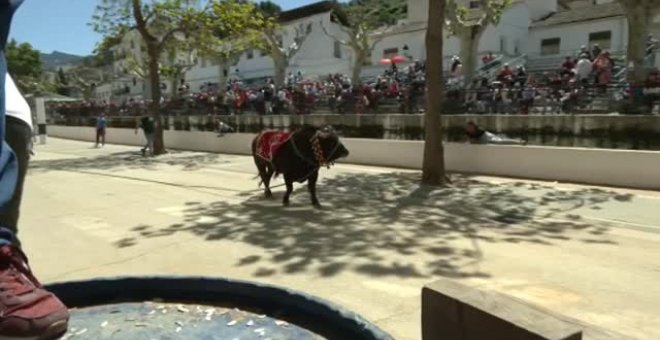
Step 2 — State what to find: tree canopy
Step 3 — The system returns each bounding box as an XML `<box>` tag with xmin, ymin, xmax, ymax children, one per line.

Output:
<box><xmin>322</xmin><ymin>0</ymin><xmax>405</xmax><ymax>84</ymax></box>
<box><xmin>343</xmin><ymin>0</ymin><xmax>406</xmax><ymax>28</ymax></box>
<box><xmin>256</xmin><ymin>0</ymin><xmax>282</xmax><ymax>18</ymax></box>
<box><xmin>445</xmin><ymin>0</ymin><xmax>511</xmax><ymax>83</ymax></box>
<box><xmin>6</xmin><ymin>39</ymin><xmax>46</xmax><ymax>94</ymax></box>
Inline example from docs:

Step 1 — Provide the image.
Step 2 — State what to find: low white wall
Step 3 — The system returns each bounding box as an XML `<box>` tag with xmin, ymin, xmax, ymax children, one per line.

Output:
<box><xmin>49</xmin><ymin>126</ymin><xmax>254</xmax><ymax>155</ymax></box>
<box><xmin>48</xmin><ymin>126</ymin><xmax>660</xmax><ymax>190</ymax></box>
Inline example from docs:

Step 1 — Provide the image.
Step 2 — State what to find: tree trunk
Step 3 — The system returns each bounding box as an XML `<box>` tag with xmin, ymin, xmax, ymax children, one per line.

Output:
<box><xmin>147</xmin><ymin>47</ymin><xmax>166</xmax><ymax>155</ymax></box>
<box><xmin>458</xmin><ymin>25</ymin><xmax>484</xmax><ymax>85</ymax></box>
<box><xmin>170</xmin><ymin>75</ymin><xmax>179</xmax><ymax>100</ymax></box>
<box><xmin>625</xmin><ymin>5</ymin><xmax>651</xmax><ymax>84</ymax></box>
<box><xmin>352</xmin><ymin>52</ymin><xmax>364</xmax><ymax>86</ymax></box>
<box><xmin>218</xmin><ymin>62</ymin><xmax>228</xmax><ymax>92</ymax></box>
<box><xmin>272</xmin><ymin>53</ymin><xmax>288</xmax><ymax>89</ymax></box>
<box><xmin>422</xmin><ymin>0</ymin><xmax>446</xmax><ymax>186</ymax></box>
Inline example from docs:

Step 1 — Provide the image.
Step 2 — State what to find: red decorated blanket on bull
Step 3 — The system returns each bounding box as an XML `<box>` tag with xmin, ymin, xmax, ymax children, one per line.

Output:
<box><xmin>256</xmin><ymin>131</ymin><xmax>293</xmax><ymax>162</ymax></box>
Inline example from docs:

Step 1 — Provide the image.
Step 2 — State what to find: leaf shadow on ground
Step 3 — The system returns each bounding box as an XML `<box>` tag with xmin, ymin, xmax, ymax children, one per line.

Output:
<box><xmin>117</xmin><ymin>171</ymin><xmax>631</xmax><ymax>280</ymax></box>
<box><xmin>28</xmin><ymin>150</ymin><xmax>230</xmax><ymax>173</ymax></box>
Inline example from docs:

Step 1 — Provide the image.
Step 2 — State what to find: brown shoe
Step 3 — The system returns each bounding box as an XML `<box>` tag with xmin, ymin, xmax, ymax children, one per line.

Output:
<box><xmin>0</xmin><ymin>245</ymin><xmax>69</xmax><ymax>339</ymax></box>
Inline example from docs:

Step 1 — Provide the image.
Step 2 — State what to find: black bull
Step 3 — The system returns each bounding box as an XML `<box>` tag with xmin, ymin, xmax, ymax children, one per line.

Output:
<box><xmin>252</xmin><ymin>126</ymin><xmax>350</xmax><ymax>207</ymax></box>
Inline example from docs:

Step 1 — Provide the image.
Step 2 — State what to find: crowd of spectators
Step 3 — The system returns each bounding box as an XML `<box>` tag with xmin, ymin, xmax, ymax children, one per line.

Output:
<box><xmin>49</xmin><ymin>36</ymin><xmax>660</xmax><ymax>118</ymax></box>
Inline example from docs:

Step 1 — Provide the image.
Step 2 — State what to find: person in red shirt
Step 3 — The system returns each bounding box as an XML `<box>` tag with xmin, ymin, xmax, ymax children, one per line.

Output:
<box><xmin>561</xmin><ymin>56</ymin><xmax>575</xmax><ymax>77</ymax></box>
<box><xmin>482</xmin><ymin>52</ymin><xmax>494</xmax><ymax>65</ymax></box>
<box><xmin>498</xmin><ymin>63</ymin><xmax>514</xmax><ymax>84</ymax></box>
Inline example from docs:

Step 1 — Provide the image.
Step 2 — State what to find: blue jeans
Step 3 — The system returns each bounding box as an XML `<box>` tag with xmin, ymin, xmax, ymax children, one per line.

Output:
<box><xmin>0</xmin><ymin>0</ymin><xmax>25</xmax><ymax>242</ymax></box>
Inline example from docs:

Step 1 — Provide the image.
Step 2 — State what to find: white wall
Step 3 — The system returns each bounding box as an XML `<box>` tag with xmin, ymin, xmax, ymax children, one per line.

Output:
<box><xmin>406</xmin><ymin>0</ymin><xmax>429</xmax><ymax>24</ymax></box>
<box><xmin>186</xmin><ymin>11</ymin><xmax>353</xmax><ymax>90</ymax></box>
<box><xmin>475</xmin><ymin>4</ymin><xmax>531</xmax><ymax>56</ymax></box>
<box><xmin>528</xmin><ymin>16</ymin><xmax>628</xmax><ymax>57</ymax></box>
<box><xmin>372</xmin><ymin>26</ymin><xmax>427</xmax><ymax>63</ymax></box>
<box><xmin>373</xmin><ymin>2</ymin><xmax>531</xmax><ymax>66</ymax></box>
<box><xmin>525</xmin><ymin>0</ymin><xmax>557</xmax><ymax>21</ymax></box>
<box><xmin>48</xmin><ymin>126</ymin><xmax>660</xmax><ymax>190</ymax></box>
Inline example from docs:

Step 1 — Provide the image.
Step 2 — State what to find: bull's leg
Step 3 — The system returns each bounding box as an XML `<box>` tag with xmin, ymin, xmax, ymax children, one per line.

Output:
<box><xmin>307</xmin><ymin>171</ymin><xmax>321</xmax><ymax>208</ymax></box>
<box><xmin>283</xmin><ymin>175</ymin><xmax>294</xmax><ymax>207</ymax></box>
<box><xmin>254</xmin><ymin>157</ymin><xmax>273</xmax><ymax>198</ymax></box>
<box><xmin>263</xmin><ymin>166</ymin><xmax>274</xmax><ymax>198</ymax></box>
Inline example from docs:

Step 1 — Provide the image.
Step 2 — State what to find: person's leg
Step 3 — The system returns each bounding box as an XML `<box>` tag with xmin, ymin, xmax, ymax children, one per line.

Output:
<box><xmin>0</xmin><ymin>1</ymin><xmax>70</xmax><ymax>338</ymax></box>
<box><xmin>147</xmin><ymin>133</ymin><xmax>154</xmax><ymax>156</ymax></box>
<box><xmin>0</xmin><ymin>116</ymin><xmax>30</xmax><ymax>244</ymax></box>
<box><xmin>101</xmin><ymin>128</ymin><xmax>106</xmax><ymax>146</ymax></box>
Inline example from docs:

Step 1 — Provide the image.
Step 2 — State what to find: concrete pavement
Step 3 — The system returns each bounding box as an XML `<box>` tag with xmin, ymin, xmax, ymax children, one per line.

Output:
<box><xmin>19</xmin><ymin>138</ymin><xmax>660</xmax><ymax>339</ymax></box>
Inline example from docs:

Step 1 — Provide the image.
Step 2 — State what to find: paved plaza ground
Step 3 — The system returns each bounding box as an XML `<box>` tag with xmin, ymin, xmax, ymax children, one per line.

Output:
<box><xmin>19</xmin><ymin>138</ymin><xmax>660</xmax><ymax>339</ymax></box>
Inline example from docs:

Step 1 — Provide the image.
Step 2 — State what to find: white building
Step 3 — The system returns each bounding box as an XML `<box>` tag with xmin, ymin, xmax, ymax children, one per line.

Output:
<box><xmin>371</xmin><ymin>0</ymin><xmax>556</xmax><ymax>69</ymax></box>
<box><xmin>101</xmin><ymin>30</ymin><xmax>149</xmax><ymax>103</ymax></box>
<box><xmin>528</xmin><ymin>0</ymin><xmax>660</xmax><ymax>71</ymax></box>
<box><xmin>371</xmin><ymin>0</ymin><xmax>659</xmax><ymax>75</ymax></box>
<box><xmin>96</xmin><ymin>0</ymin><xmax>660</xmax><ymax>101</ymax></box>
<box><xmin>93</xmin><ymin>82</ymin><xmax>113</xmax><ymax>103</ymax></box>
<box><xmin>96</xmin><ymin>29</ymin><xmax>189</xmax><ymax>103</ymax></box>
<box><xmin>185</xmin><ymin>1</ymin><xmax>353</xmax><ymax>91</ymax></box>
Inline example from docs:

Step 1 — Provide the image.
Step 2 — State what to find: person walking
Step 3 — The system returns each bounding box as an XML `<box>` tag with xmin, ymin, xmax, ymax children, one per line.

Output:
<box><xmin>0</xmin><ymin>1</ymin><xmax>70</xmax><ymax>338</ymax></box>
<box><xmin>136</xmin><ymin>115</ymin><xmax>155</xmax><ymax>156</ymax></box>
<box><xmin>95</xmin><ymin>112</ymin><xmax>107</xmax><ymax>147</ymax></box>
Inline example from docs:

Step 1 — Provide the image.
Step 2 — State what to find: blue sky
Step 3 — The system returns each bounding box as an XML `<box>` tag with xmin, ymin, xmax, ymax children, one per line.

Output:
<box><xmin>9</xmin><ymin>0</ymin><xmax>325</xmax><ymax>56</ymax></box>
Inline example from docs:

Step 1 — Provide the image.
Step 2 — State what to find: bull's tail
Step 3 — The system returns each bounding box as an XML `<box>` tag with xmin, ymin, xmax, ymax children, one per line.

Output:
<box><xmin>252</xmin><ymin>174</ymin><xmax>263</xmax><ymax>188</ymax></box>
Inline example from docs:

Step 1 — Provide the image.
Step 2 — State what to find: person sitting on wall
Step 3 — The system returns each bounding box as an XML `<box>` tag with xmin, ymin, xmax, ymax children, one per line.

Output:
<box><xmin>465</xmin><ymin>121</ymin><xmax>527</xmax><ymax>145</ymax></box>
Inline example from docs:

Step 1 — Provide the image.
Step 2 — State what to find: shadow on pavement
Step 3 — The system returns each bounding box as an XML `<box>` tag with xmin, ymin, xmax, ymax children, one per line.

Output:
<box><xmin>28</xmin><ymin>150</ymin><xmax>229</xmax><ymax>173</ymax></box>
<box><xmin>116</xmin><ymin>172</ymin><xmax>631</xmax><ymax>280</ymax></box>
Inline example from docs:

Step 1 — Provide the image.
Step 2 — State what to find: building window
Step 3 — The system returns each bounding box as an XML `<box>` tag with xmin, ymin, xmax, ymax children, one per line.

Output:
<box><xmin>246</xmin><ymin>49</ymin><xmax>254</xmax><ymax>59</ymax></box>
<box><xmin>383</xmin><ymin>47</ymin><xmax>399</xmax><ymax>58</ymax></box>
<box><xmin>333</xmin><ymin>41</ymin><xmax>342</xmax><ymax>59</ymax></box>
<box><xmin>469</xmin><ymin>1</ymin><xmax>480</xmax><ymax>9</ymax></box>
<box><xmin>589</xmin><ymin>31</ymin><xmax>612</xmax><ymax>50</ymax></box>
<box><xmin>261</xmin><ymin>48</ymin><xmax>268</xmax><ymax>57</ymax></box>
<box><xmin>540</xmin><ymin>38</ymin><xmax>561</xmax><ymax>56</ymax></box>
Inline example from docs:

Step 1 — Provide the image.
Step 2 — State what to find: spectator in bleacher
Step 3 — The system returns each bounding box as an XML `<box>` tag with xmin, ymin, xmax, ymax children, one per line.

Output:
<box><xmin>520</xmin><ymin>83</ymin><xmax>536</xmax><ymax>114</ymax></box>
<box><xmin>561</xmin><ymin>56</ymin><xmax>576</xmax><ymax>77</ymax></box>
<box><xmin>491</xmin><ymin>81</ymin><xmax>504</xmax><ymax>113</ymax></box>
<box><xmin>539</xmin><ymin>71</ymin><xmax>551</xmax><ymax>86</ymax></box>
<box><xmin>264</xmin><ymin>79</ymin><xmax>275</xmax><ymax>115</ymax></box>
<box><xmin>515</xmin><ymin>66</ymin><xmax>528</xmax><ymax>86</ymax></box>
<box><xmin>593</xmin><ymin>50</ymin><xmax>613</xmax><ymax>89</ymax></box>
<box><xmin>647</xmin><ymin>34</ymin><xmax>658</xmax><ymax>55</ymax></box>
<box><xmin>498</xmin><ymin>63</ymin><xmax>514</xmax><ymax>84</ymax></box>
<box><xmin>450</xmin><ymin>56</ymin><xmax>463</xmax><ymax>77</ymax></box>
<box><xmin>591</xmin><ymin>44</ymin><xmax>602</xmax><ymax>61</ymax></box>
<box><xmin>576</xmin><ymin>54</ymin><xmax>593</xmax><ymax>84</ymax></box>
<box><xmin>482</xmin><ymin>52</ymin><xmax>495</xmax><ymax>66</ymax></box>
<box><xmin>643</xmin><ymin>70</ymin><xmax>660</xmax><ymax>112</ymax></box>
